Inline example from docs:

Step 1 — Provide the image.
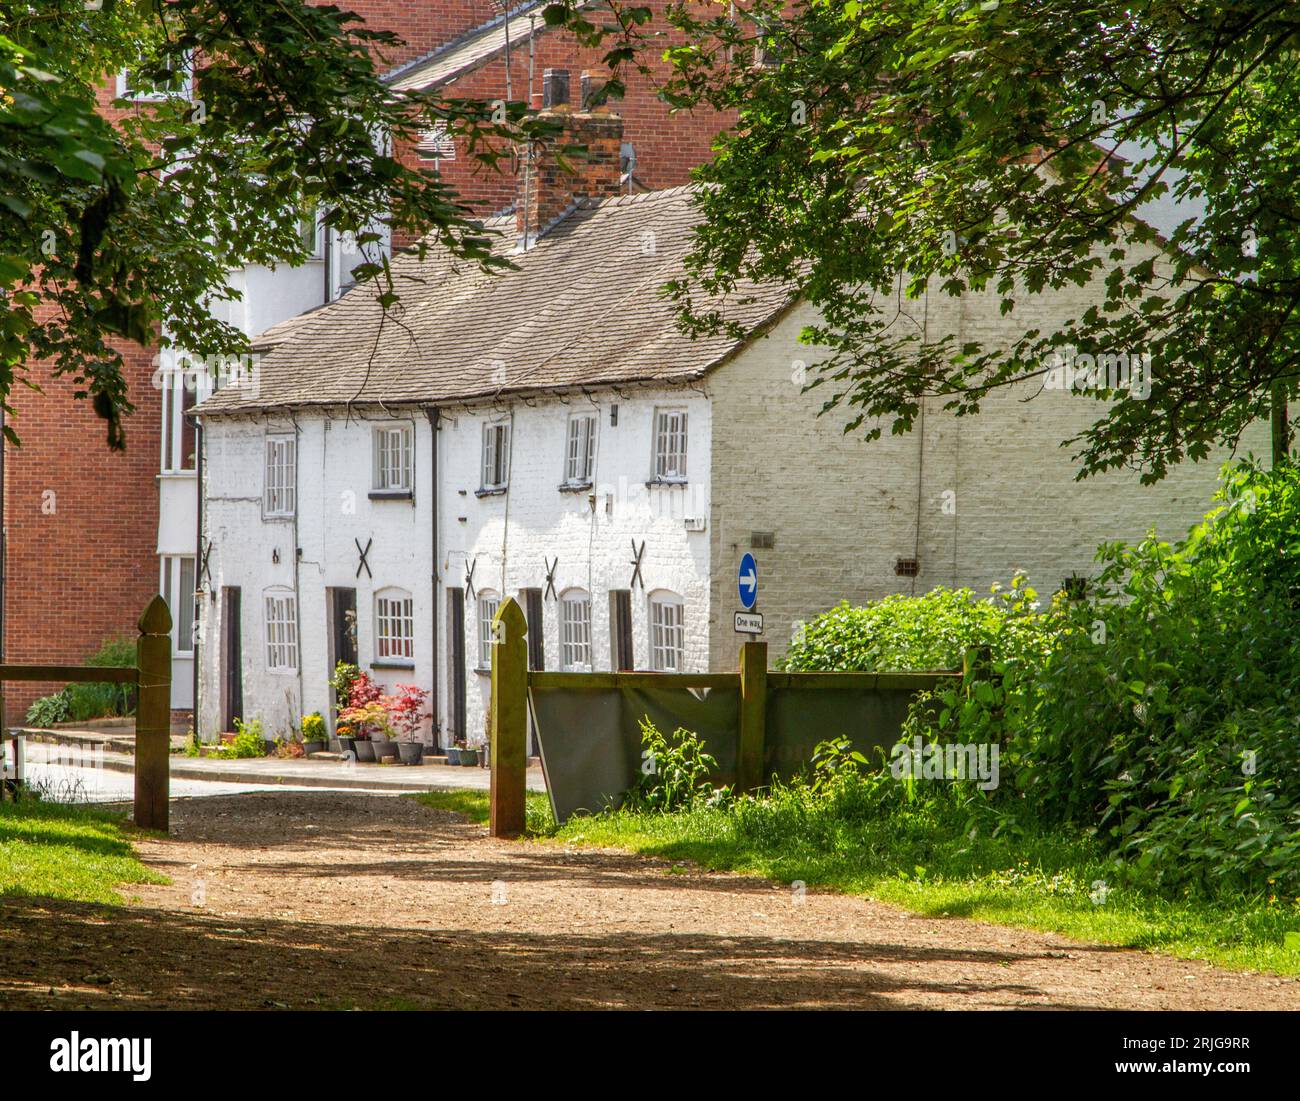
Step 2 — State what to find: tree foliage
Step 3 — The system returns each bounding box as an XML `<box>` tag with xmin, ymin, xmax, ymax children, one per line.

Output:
<box><xmin>550</xmin><ymin>0</ymin><xmax>1300</xmax><ymax>481</ymax></box>
<box><xmin>0</xmin><ymin>0</ymin><xmax>544</xmax><ymax>447</ymax></box>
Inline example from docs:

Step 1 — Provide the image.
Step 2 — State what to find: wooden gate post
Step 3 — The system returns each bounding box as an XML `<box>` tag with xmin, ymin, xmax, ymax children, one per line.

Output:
<box><xmin>135</xmin><ymin>596</ymin><xmax>173</xmax><ymax>831</ymax></box>
<box><xmin>737</xmin><ymin>640</ymin><xmax>768</xmax><ymax>793</ymax></box>
<box><xmin>489</xmin><ymin>597</ymin><xmax>529</xmax><ymax>839</ymax></box>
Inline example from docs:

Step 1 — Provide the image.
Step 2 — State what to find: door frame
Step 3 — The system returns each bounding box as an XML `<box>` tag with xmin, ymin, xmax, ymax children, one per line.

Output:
<box><xmin>221</xmin><ymin>586</ymin><xmax>243</xmax><ymax>733</ymax></box>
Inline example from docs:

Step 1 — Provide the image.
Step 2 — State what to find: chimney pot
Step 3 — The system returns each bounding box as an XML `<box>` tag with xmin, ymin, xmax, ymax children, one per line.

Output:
<box><xmin>542</xmin><ymin>68</ymin><xmax>569</xmax><ymax>109</ymax></box>
<box><xmin>580</xmin><ymin>71</ymin><xmax>601</xmax><ymax>111</ymax></box>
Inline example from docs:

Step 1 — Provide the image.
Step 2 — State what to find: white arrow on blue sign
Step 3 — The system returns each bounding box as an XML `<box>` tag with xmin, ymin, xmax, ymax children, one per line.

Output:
<box><xmin>738</xmin><ymin>552</ymin><xmax>758</xmax><ymax>609</ymax></box>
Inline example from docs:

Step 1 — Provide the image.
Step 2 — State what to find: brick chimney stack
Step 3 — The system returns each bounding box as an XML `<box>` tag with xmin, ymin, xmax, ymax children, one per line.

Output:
<box><xmin>516</xmin><ymin>69</ymin><xmax>625</xmax><ymax>247</ymax></box>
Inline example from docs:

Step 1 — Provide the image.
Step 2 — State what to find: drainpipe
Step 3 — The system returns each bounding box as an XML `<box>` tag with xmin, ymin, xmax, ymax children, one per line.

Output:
<box><xmin>1</xmin><ymin>407</ymin><xmax>6</xmax><ymax>675</ymax></box>
<box><xmin>291</xmin><ymin>412</ymin><xmax>305</xmax><ymax>727</ymax></box>
<box><xmin>424</xmin><ymin>407</ymin><xmax>441</xmax><ymax>750</ymax></box>
<box><xmin>191</xmin><ymin>409</ymin><xmax>203</xmax><ymax>736</ymax></box>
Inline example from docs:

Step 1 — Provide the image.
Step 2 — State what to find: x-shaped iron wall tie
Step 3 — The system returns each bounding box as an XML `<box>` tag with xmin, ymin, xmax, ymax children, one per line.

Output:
<box><xmin>464</xmin><ymin>557</ymin><xmax>477</xmax><ymax>602</ymax></box>
<box><xmin>199</xmin><ymin>540</ymin><xmax>214</xmax><ymax>586</ymax></box>
<box><xmin>544</xmin><ymin>557</ymin><xmax>558</xmax><ymax>600</ymax></box>
<box><xmin>355</xmin><ymin>537</ymin><xmax>373</xmax><ymax>579</ymax></box>
<box><xmin>630</xmin><ymin>539</ymin><xmax>646</xmax><ymax>591</ymax></box>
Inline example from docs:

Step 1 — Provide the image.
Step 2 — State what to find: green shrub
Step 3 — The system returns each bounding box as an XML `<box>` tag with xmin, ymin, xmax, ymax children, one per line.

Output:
<box><xmin>623</xmin><ymin>718</ymin><xmax>727</xmax><ymax>813</ymax></box>
<box><xmin>64</xmin><ymin>682</ymin><xmax>125</xmax><ymax>722</ymax></box>
<box><xmin>1007</xmin><ymin>461</ymin><xmax>1300</xmax><ymax>898</ymax></box>
<box><xmin>83</xmin><ymin>635</ymin><xmax>138</xmax><ymax>716</ymax></box>
<box><xmin>779</xmin><ymin>462</ymin><xmax>1300</xmax><ymax>903</ymax></box>
<box><xmin>780</xmin><ymin>574</ymin><xmax>1054</xmax><ymax>674</ymax></box>
<box><xmin>25</xmin><ymin>691</ymin><xmax>71</xmax><ymax>727</ymax></box>
<box><xmin>210</xmin><ymin>718</ymin><xmax>267</xmax><ymax>759</ymax></box>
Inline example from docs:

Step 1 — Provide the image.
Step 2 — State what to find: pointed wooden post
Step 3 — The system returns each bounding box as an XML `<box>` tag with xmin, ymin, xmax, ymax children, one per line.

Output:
<box><xmin>490</xmin><ymin>597</ymin><xmax>528</xmax><ymax>839</ymax></box>
<box><xmin>737</xmin><ymin>640</ymin><xmax>767</xmax><ymax>793</ymax></box>
<box><xmin>135</xmin><ymin>596</ymin><xmax>173</xmax><ymax>831</ymax></box>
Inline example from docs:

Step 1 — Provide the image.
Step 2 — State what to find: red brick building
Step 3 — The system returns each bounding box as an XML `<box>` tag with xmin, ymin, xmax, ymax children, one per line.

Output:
<box><xmin>1</xmin><ymin>0</ymin><xmax>725</xmax><ymax>723</ymax></box>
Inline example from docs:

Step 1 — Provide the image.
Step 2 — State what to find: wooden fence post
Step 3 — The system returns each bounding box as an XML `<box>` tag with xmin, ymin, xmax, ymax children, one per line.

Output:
<box><xmin>135</xmin><ymin>595</ymin><xmax>173</xmax><ymax>831</ymax></box>
<box><xmin>737</xmin><ymin>640</ymin><xmax>767</xmax><ymax>793</ymax></box>
<box><xmin>490</xmin><ymin>597</ymin><xmax>529</xmax><ymax>839</ymax></box>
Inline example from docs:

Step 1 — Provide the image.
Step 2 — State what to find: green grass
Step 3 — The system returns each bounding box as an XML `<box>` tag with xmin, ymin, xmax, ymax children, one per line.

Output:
<box><xmin>0</xmin><ymin>797</ymin><xmax>167</xmax><ymax>904</ymax></box>
<box><xmin>412</xmin><ymin>788</ymin><xmax>1300</xmax><ymax>976</ymax></box>
<box><xmin>414</xmin><ymin>789</ymin><xmax>554</xmax><ymax>834</ymax></box>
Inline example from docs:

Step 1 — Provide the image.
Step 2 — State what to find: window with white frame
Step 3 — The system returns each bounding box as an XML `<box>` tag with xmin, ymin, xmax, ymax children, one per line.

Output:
<box><xmin>375</xmin><ymin>589</ymin><xmax>414</xmax><ymax>662</ymax></box>
<box><xmin>300</xmin><ymin>205</ymin><xmax>323</xmax><ymax>260</ymax></box>
<box><xmin>416</xmin><ymin>125</ymin><xmax>456</xmax><ymax>161</ymax></box>
<box><xmin>481</xmin><ymin>422</ymin><xmax>510</xmax><ymax>490</ymax></box>
<box><xmin>653</xmin><ymin>409</ymin><xmax>688</xmax><ymax>481</ymax></box>
<box><xmin>264</xmin><ymin>435</ymin><xmax>296</xmax><ymax>517</ymax></box>
<box><xmin>264</xmin><ymin>590</ymin><xmax>299</xmax><ymax>672</ymax></box>
<box><xmin>559</xmin><ymin>589</ymin><xmax>593</xmax><ymax>671</ymax></box>
<box><xmin>477</xmin><ymin>592</ymin><xmax>500</xmax><ymax>668</ymax></box>
<box><xmin>563</xmin><ymin>412</ymin><xmax>596</xmax><ymax>484</ymax></box>
<box><xmin>649</xmin><ymin>591</ymin><xmax>685</xmax><ymax>672</ymax></box>
<box><xmin>161</xmin><ymin>556</ymin><xmax>196</xmax><ymax>654</ymax></box>
<box><xmin>161</xmin><ymin>373</ymin><xmax>202</xmax><ymax>472</ymax></box>
<box><xmin>373</xmin><ymin>424</ymin><xmax>413</xmax><ymax>492</ymax></box>
<box><xmin>116</xmin><ymin>62</ymin><xmax>193</xmax><ymax>102</ymax></box>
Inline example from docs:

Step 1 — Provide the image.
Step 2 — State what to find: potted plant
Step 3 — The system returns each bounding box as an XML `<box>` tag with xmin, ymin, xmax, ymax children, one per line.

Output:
<box><xmin>301</xmin><ymin>712</ymin><xmax>326</xmax><ymax>754</ymax></box>
<box><xmin>459</xmin><ymin>740</ymin><xmax>478</xmax><ymax>767</ymax></box>
<box><xmin>389</xmin><ymin>684</ymin><xmax>430</xmax><ymax>765</ymax></box>
<box><xmin>446</xmin><ymin>740</ymin><xmax>464</xmax><ymax>766</ymax></box>
<box><xmin>335</xmin><ymin>722</ymin><xmax>358</xmax><ymax>758</ymax></box>
<box><xmin>339</xmin><ymin>698</ymin><xmax>390</xmax><ymax>763</ymax></box>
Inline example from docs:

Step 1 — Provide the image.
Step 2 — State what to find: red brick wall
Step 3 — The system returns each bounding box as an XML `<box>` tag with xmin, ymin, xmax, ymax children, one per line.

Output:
<box><xmin>3</xmin><ymin>342</ymin><xmax>161</xmax><ymax>722</ymax></box>
<box><xmin>392</xmin><ymin>5</ymin><xmax>733</xmax><ymax>234</ymax></box>
<box><xmin>312</xmin><ymin>0</ymin><xmax>498</xmax><ymax>70</ymax></box>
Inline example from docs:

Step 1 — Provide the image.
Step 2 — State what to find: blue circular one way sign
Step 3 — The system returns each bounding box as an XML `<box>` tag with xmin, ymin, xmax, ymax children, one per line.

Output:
<box><xmin>738</xmin><ymin>553</ymin><xmax>758</xmax><ymax>609</ymax></box>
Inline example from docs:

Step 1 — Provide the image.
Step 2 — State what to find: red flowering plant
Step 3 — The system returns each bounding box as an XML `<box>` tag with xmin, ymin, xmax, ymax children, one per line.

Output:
<box><xmin>337</xmin><ymin>670</ymin><xmax>387</xmax><ymax>740</ymax></box>
<box><xmin>386</xmin><ymin>684</ymin><xmax>430</xmax><ymax>742</ymax></box>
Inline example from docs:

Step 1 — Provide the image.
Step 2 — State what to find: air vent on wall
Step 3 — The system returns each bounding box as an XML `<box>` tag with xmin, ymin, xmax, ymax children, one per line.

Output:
<box><xmin>894</xmin><ymin>557</ymin><xmax>919</xmax><ymax>577</ymax></box>
<box><xmin>750</xmin><ymin>531</ymin><xmax>775</xmax><ymax>549</ymax></box>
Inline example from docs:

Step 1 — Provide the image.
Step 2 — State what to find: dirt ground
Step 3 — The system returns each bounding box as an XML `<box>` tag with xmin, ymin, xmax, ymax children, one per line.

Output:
<box><xmin>2</xmin><ymin>791</ymin><xmax>1298</xmax><ymax>1010</ymax></box>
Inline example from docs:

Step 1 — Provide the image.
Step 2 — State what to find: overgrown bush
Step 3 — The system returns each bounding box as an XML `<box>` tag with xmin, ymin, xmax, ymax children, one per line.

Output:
<box><xmin>622</xmin><ymin>717</ymin><xmax>727</xmax><ymax>813</ymax></box>
<box><xmin>779</xmin><ymin>461</ymin><xmax>1300</xmax><ymax>903</ymax></box>
<box><xmin>1008</xmin><ymin>461</ymin><xmax>1300</xmax><ymax>898</ymax></box>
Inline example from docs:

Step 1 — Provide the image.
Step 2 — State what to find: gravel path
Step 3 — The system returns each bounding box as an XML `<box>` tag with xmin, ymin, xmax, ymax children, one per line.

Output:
<box><xmin>2</xmin><ymin>791</ymin><xmax>1297</xmax><ymax>1010</ymax></box>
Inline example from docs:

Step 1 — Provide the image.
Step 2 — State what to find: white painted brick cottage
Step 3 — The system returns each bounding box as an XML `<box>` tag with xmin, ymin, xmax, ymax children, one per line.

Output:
<box><xmin>193</xmin><ymin>80</ymin><xmax>1277</xmax><ymax>748</ymax></box>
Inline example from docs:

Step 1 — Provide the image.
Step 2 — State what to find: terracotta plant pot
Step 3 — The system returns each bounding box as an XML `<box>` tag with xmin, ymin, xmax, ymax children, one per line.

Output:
<box><xmin>397</xmin><ymin>742</ymin><xmax>425</xmax><ymax>765</ymax></box>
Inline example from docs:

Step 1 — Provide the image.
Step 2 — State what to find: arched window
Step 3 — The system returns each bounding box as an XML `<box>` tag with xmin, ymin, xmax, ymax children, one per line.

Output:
<box><xmin>648</xmin><ymin>590</ymin><xmax>685</xmax><ymax>672</ymax></box>
<box><xmin>477</xmin><ymin>590</ymin><xmax>500</xmax><ymax>669</ymax></box>
<box><xmin>263</xmin><ymin>587</ymin><xmax>298</xmax><ymax>672</ymax></box>
<box><xmin>375</xmin><ymin>587</ymin><xmax>414</xmax><ymax>662</ymax></box>
<box><xmin>559</xmin><ymin>589</ymin><xmax>592</xmax><ymax>671</ymax></box>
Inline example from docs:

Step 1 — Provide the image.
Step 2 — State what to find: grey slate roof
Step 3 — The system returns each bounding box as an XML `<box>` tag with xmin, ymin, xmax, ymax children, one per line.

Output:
<box><xmin>198</xmin><ymin>186</ymin><xmax>793</xmax><ymax>416</ymax></box>
<box><xmin>386</xmin><ymin>2</ymin><xmax>557</xmax><ymax>93</ymax></box>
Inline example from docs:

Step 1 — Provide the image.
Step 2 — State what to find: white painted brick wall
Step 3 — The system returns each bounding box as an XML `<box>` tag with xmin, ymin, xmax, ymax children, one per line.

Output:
<box><xmin>198</xmin><ymin>388</ymin><xmax>712</xmax><ymax>746</ymax></box>
<box><xmin>707</xmin><ymin>265</ymin><xmax>1279</xmax><ymax>669</ymax></box>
